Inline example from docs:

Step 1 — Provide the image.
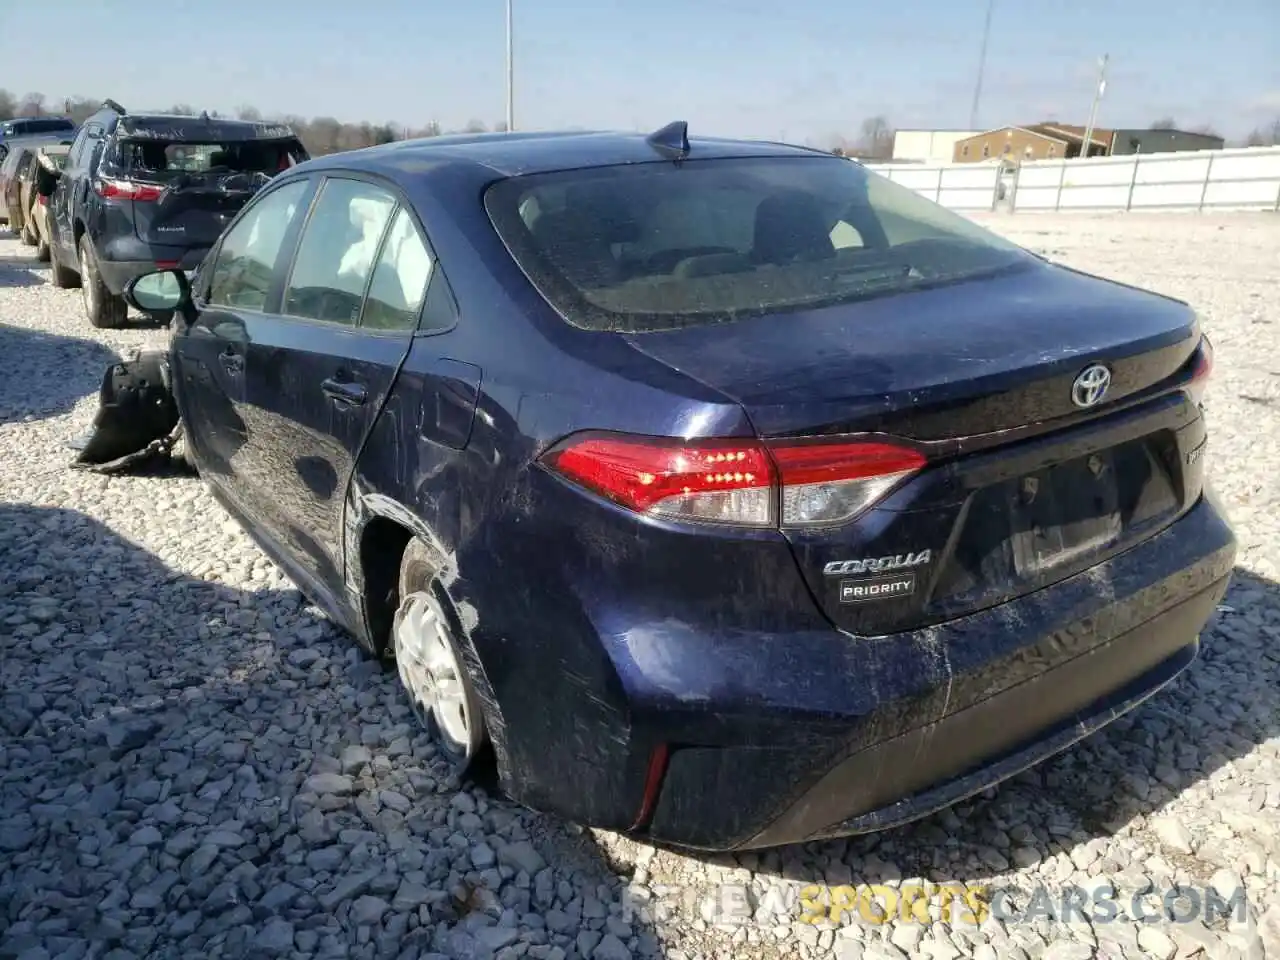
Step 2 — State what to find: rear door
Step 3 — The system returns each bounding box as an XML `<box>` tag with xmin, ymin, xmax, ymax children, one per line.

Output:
<box><xmin>238</xmin><ymin>174</ymin><xmax>425</xmax><ymax>601</ymax></box>
<box><xmin>176</xmin><ymin>177</ymin><xmax>316</xmax><ymax>494</ymax></box>
<box><xmin>52</xmin><ymin>122</ymin><xmax>105</xmax><ymax>261</ymax></box>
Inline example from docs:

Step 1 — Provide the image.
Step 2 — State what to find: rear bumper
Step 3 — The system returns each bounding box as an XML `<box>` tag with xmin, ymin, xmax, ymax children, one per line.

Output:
<box><xmin>743</xmin><ymin>578</ymin><xmax>1218</xmax><ymax>847</ymax></box>
<box><xmin>484</xmin><ymin>486</ymin><xmax>1234</xmax><ymax>851</ymax></box>
<box><xmin>638</xmin><ymin>492</ymin><xmax>1234</xmax><ymax>850</ymax></box>
<box><xmin>95</xmin><ymin>240</ymin><xmax>209</xmax><ymax>295</ymax></box>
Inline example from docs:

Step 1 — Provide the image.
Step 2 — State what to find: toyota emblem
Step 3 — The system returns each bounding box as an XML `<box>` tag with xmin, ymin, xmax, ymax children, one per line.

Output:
<box><xmin>1071</xmin><ymin>364</ymin><xmax>1112</xmax><ymax>408</ymax></box>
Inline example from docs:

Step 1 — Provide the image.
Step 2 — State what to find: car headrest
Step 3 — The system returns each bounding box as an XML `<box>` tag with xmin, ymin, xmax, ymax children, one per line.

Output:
<box><xmin>753</xmin><ymin>190</ymin><xmax>834</xmax><ymax>265</ymax></box>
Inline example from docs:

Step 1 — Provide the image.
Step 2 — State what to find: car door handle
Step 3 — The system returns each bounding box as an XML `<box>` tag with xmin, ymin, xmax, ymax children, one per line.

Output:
<box><xmin>218</xmin><ymin>349</ymin><xmax>244</xmax><ymax>375</ymax></box>
<box><xmin>321</xmin><ymin>378</ymin><xmax>367</xmax><ymax>406</ymax></box>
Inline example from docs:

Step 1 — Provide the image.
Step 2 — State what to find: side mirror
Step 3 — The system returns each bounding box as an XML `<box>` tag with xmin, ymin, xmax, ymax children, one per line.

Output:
<box><xmin>124</xmin><ymin>270</ymin><xmax>194</xmax><ymax>322</ymax></box>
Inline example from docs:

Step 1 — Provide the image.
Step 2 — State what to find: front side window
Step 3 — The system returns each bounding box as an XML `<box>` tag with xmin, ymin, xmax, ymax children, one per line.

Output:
<box><xmin>361</xmin><ymin>208</ymin><xmax>435</xmax><ymax>331</ymax></box>
<box><xmin>485</xmin><ymin>155</ymin><xmax>1032</xmax><ymax>333</ymax></box>
<box><xmin>283</xmin><ymin>178</ymin><xmax>396</xmax><ymax>326</ymax></box>
<box><xmin>206</xmin><ymin>179</ymin><xmax>310</xmax><ymax>311</ymax></box>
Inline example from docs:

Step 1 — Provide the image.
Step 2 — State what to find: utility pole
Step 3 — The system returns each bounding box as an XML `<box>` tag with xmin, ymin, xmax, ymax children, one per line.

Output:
<box><xmin>1080</xmin><ymin>54</ymin><xmax>1109</xmax><ymax>158</ymax></box>
<box><xmin>505</xmin><ymin>0</ymin><xmax>515</xmax><ymax>132</ymax></box>
<box><xmin>968</xmin><ymin>0</ymin><xmax>995</xmax><ymax>130</ymax></box>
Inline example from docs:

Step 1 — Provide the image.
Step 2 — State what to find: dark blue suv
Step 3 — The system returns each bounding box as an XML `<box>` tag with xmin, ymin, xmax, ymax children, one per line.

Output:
<box><xmin>47</xmin><ymin>101</ymin><xmax>307</xmax><ymax>328</ymax></box>
<box><xmin>95</xmin><ymin>126</ymin><xmax>1235</xmax><ymax>850</ymax></box>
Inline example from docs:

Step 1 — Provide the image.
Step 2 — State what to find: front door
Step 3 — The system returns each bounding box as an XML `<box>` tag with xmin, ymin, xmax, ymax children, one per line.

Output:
<box><xmin>239</xmin><ymin>176</ymin><xmax>429</xmax><ymax>603</ymax></box>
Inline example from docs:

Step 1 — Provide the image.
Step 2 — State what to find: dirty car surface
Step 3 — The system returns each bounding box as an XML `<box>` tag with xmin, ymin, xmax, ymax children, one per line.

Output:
<box><xmin>91</xmin><ymin>127</ymin><xmax>1236</xmax><ymax>851</ymax></box>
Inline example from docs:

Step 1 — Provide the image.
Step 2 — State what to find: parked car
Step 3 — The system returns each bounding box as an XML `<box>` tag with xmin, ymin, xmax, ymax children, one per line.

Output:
<box><xmin>0</xmin><ymin>136</ymin><xmax>68</xmax><ymax>230</ymax></box>
<box><xmin>47</xmin><ymin>101</ymin><xmax>308</xmax><ymax>328</ymax></box>
<box><xmin>0</xmin><ymin>116</ymin><xmax>77</xmax><ymax>161</ymax></box>
<box><xmin>82</xmin><ymin>124</ymin><xmax>1235</xmax><ymax>851</ymax></box>
<box><xmin>26</xmin><ymin>145</ymin><xmax>72</xmax><ymax>261</ymax></box>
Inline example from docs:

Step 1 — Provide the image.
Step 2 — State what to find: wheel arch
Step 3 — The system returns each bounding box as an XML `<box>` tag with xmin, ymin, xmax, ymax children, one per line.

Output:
<box><xmin>350</xmin><ymin>493</ymin><xmax>514</xmax><ymax>783</ymax></box>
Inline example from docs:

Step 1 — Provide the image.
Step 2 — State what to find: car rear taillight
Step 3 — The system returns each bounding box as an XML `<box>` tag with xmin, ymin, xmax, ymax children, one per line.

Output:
<box><xmin>94</xmin><ymin>178</ymin><xmax>162</xmax><ymax>202</ymax></box>
<box><xmin>37</xmin><ymin>194</ymin><xmax>47</xmax><ymax>206</ymax></box>
<box><xmin>542</xmin><ymin>433</ymin><xmax>926</xmax><ymax>528</ymax></box>
<box><xmin>1188</xmin><ymin>335</ymin><xmax>1213</xmax><ymax>405</ymax></box>
<box><xmin>770</xmin><ymin>440</ymin><xmax>927</xmax><ymax>526</ymax></box>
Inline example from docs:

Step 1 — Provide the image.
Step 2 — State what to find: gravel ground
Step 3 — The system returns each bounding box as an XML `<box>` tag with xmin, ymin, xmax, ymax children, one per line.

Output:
<box><xmin>1</xmin><ymin>213</ymin><xmax>1278</xmax><ymax>960</ymax></box>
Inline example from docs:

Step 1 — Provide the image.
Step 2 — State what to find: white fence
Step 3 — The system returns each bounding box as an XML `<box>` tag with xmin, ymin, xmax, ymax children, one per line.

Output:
<box><xmin>864</xmin><ymin>145</ymin><xmax>1280</xmax><ymax>214</ymax></box>
<box><xmin>863</xmin><ymin>162</ymin><xmax>1003</xmax><ymax>212</ymax></box>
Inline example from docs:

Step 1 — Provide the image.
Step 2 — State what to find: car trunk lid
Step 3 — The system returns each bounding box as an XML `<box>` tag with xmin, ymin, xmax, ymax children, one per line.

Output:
<box><xmin>624</xmin><ymin>261</ymin><xmax>1209</xmax><ymax>634</ymax></box>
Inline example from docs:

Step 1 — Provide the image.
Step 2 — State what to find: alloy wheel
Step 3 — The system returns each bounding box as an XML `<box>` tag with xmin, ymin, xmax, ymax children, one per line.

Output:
<box><xmin>393</xmin><ymin>591</ymin><xmax>474</xmax><ymax>755</ymax></box>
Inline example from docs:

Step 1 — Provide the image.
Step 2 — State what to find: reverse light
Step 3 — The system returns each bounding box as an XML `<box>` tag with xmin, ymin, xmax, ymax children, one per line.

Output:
<box><xmin>542</xmin><ymin>433</ymin><xmax>926</xmax><ymax>529</ymax></box>
<box><xmin>771</xmin><ymin>440</ymin><xmax>927</xmax><ymax>526</ymax></box>
<box><xmin>94</xmin><ymin>178</ymin><xmax>162</xmax><ymax>202</ymax></box>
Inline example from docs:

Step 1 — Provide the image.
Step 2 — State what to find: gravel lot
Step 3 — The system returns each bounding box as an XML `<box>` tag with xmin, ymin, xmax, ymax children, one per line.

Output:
<box><xmin>1</xmin><ymin>213</ymin><xmax>1278</xmax><ymax>960</ymax></box>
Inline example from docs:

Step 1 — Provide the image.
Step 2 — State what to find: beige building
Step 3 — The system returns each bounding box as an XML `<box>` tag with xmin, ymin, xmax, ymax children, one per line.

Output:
<box><xmin>953</xmin><ymin>124</ymin><xmax>1113</xmax><ymax>163</ymax></box>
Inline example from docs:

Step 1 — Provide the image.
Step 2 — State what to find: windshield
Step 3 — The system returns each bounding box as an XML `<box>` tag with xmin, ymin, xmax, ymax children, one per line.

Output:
<box><xmin>115</xmin><ymin>138</ymin><xmax>305</xmax><ymax>177</ymax></box>
<box><xmin>485</xmin><ymin>155</ymin><xmax>1032</xmax><ymax>333</ymax></box>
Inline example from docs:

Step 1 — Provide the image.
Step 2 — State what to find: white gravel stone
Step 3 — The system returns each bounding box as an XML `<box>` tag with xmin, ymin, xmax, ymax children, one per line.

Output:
<box><xmin>1</xmin><ymin>215</ymin><xmax>1278</xmax><ymax>960</ymax></box>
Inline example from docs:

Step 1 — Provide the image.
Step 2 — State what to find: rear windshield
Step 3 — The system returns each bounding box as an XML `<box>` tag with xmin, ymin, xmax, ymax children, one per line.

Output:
<box><xmin>114</xmin><ymin>139</ymin><xmax>305</xmax><ymax>177</ymax></box>
<box><xmin>484</xmin><ymin>156</ymin><xmax>1032</xmax><ymax>333</ymax></box>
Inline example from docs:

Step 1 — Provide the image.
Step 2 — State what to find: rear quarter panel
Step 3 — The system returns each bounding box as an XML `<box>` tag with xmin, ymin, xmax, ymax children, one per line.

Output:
<box><xmin>344</xmin><ymin>161</ymin><xmax>782</xmax><ymax>824</ymax></box>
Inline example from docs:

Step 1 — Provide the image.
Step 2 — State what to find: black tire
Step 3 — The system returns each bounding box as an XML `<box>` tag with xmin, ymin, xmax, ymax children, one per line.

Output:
<box><xmin>35</xmin><ymin>237</ymin><xmax>50</xmax><ymax>263</ymax></box>
<box><xmin>78</xmin><ymin>235</ymin><xmax>128</xmax><ymax>329</ymax></box>
<box><xmin>394</xmin><ymin>539</ymin><xmax>489</xmax><ymax>767</ymax></box>
<box><xmin>48</xmin><ymin>240</ymin><xmax>80</xmax><ymax>289</ymax></box>
<box><xmin>19</xmin><ymin>219</ymin><xmax>36</xmax><ymax>246</ymax></box>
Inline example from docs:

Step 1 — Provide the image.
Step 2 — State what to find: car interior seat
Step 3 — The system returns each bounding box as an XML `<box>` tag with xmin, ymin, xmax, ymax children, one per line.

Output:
<box><xmin>752</xmin><ymin>190</ymin><xmax>835</xmax><ymax>265</ymax></box>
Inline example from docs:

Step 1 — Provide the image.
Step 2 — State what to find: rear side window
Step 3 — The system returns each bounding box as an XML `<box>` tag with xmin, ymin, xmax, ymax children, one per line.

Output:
<box><xmin>361</xmin><ymin>208</ymin><xmax>434</xmax><ymax>332</ymax></box>
<box><xmin>207</xmin><ymin>180</ymin><xmax>310</xmax><ymax>311</ymax></box>
<box><xmin>485</xmin><ymin>156</ymin><xmax>1032</xmax><ymax>333</ymax></box>
<box><xmin>283</xmin><ymin>179</ymin><xmax>396</xmax><ymax>326</ymax></box>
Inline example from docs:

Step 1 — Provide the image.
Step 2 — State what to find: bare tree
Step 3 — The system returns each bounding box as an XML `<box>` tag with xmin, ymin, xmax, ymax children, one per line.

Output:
<box><xmin>855</xmin><ymin>116</ymin><xmax>894</xmax><ymax>160</ymax></box>
<box><xmin>0</xmin><ymin>90</ymin><xmax>17</xmax><ymax>121</ymax></box>
<box><xmin>1149</xmin><ymin>117</ymin><xmax>1178</xmax><ymax>130</ymax></box>
<box><xmin>1245</xmin><ymin>118</ymin><xmax>1280</xmax><ymax>147</ymax></box>
<box><xmin>463</xmin><ymin>119</ymin><xmax>488</xmax><ymax>134</ymax></box>
<box><xmin>17</xmin><ymin>92</ymin><xmax>47</xmax><ymax>117</ymax></box>
<box><xmin>236</xmin><ymin>105</ymin><xmax>262</xmax><ymax>121</ymax></box>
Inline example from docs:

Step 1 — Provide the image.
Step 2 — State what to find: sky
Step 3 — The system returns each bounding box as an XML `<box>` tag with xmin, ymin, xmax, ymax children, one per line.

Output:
<box><xmin>7</xmin><ymin>0</ymin><xmax>1279</xmax><ymax>144</ymax></box>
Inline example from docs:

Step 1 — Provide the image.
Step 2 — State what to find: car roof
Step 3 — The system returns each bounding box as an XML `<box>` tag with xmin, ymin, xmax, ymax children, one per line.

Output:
<box><xmin>302</xmin><ymin>129</ymin><xmax>835</xmax><ymax>180</ymax></box>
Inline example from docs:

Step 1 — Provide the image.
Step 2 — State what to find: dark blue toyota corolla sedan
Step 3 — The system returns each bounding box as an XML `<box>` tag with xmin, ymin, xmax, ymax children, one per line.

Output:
<box><xmin>101</xmin><ymin>123</ymin><xmax>1235</xmax><ymax>851</ymax></box>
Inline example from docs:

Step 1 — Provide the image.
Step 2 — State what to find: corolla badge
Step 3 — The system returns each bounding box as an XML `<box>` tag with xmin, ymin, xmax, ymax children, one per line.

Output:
<box><xmin>823</xmin><ymin>550</ymin><xmax>931</xmax><ymax>577</ymax></box>
<box><xmin>1071</xmin><ymin>364</ymin><xmax>1112</xmax><ymax>408</ymax></box>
